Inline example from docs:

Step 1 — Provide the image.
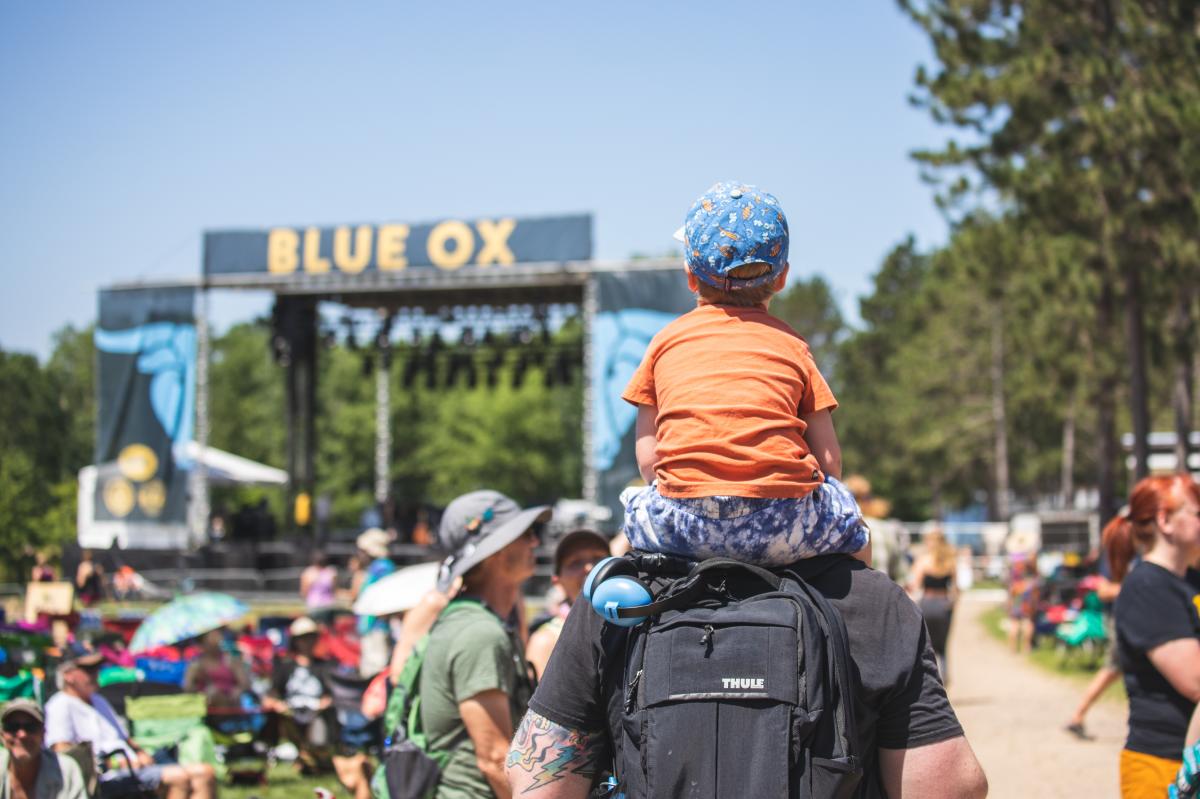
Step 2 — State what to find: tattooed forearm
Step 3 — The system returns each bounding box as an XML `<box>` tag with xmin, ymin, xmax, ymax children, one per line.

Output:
<box><xmin>506</xmin><ymin>711</ymin><xmax>608</xmax><ymax>796</ymax></box>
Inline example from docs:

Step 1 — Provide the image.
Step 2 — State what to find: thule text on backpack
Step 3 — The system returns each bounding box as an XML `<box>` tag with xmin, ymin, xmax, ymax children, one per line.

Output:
<box><xmin>720</xmin><ymin>677</ymin><xmax>765</xmax><ymax>690</ymax></box>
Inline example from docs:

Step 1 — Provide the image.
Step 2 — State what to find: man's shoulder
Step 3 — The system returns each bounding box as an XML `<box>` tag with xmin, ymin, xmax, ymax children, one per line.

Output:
<box><xmin>803</xmin><ymin>559</ymin><xmax>925</xmax><ymax>640</ymax></box>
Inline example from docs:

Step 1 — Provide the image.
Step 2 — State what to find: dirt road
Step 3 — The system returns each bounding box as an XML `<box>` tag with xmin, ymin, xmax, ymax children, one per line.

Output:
<box><xmin>947</xmin><ymin>592</ymin><xmax>1125</xmax><ymax>798</ymax></box>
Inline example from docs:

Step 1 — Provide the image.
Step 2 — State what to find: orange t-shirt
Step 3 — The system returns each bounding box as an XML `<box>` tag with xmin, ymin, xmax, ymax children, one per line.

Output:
<box><xmin>622</xmin><ymin>304</ymin><xmax>837</xmax><ymax>499</ymax></box>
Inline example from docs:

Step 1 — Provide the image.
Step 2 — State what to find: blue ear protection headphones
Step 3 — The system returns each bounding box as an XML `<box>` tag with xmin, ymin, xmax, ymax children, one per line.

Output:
<box><xmin>582</xmin><ymin>557</ymin><xmax>653</xmax><ymax>627</ymax></box>
<box><xmin>582</xmin><ymin>554</ymin><xmax>785</xmax><ymax>627</ymax></box>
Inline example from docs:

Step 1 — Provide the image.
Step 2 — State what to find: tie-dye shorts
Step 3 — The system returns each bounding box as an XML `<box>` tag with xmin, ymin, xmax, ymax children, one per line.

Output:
<box><xmin>620</xmin><ymin>476</ymin><xmax>869</xmax><ymax>567</ymax></box>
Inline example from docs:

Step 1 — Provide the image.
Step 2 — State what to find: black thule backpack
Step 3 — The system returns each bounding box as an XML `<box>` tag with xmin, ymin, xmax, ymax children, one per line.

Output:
<box><xmin>600</xmin><ymin>555</ymin><xmax>861</xmax><ymax>799</ymax></box>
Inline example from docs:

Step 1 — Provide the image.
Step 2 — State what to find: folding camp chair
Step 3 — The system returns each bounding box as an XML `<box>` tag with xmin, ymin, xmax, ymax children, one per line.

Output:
<box><xmin>205</xmin><ymin>703</ymin><xmax>271</xmax><ymax>785</ymax></box>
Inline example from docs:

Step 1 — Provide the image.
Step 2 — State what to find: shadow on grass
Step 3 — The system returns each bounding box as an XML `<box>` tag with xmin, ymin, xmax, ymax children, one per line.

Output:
<box><xmin>223</xmin><ymin>763</ymin><xmax>369</xmax><ymax>799</ymax></box>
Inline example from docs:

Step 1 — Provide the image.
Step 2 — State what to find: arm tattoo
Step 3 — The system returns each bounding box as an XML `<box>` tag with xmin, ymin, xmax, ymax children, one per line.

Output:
<box><xmin>507</xmin><ymin>710</ymin><xmax>607</xmax><ymax>794</ymax></box>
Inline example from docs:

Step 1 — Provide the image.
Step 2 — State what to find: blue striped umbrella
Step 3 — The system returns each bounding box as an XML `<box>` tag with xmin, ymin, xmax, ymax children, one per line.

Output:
<box><xmin>129</xmin><ymin>592</ymin><xmax>249</xmax><ymax>653</ymax></box>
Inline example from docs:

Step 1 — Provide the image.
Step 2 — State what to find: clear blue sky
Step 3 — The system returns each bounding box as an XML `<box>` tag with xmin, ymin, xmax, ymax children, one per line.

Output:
<box><xmin>0</xmin><ymin>2</ymin><xmax>949</xmax><ymax>359</ymax></box>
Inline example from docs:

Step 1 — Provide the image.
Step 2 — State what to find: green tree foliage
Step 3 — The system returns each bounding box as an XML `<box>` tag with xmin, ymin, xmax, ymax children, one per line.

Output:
<box><xmin>0</xmin><ymin>344</ymin><xmax>87</xmax><ymax>579</ymax></box>
<box><xmin>882</xmin><ymin>0</ymin><xmax>1200</xmax><ymax>516</ymax></box>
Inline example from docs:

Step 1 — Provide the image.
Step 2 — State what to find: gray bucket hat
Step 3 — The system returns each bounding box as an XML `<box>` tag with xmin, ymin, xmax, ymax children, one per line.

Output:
<box><xmin>437</xmin><ymin>490</ymin><xmax>550</xmax><ymax>590</ymax></box>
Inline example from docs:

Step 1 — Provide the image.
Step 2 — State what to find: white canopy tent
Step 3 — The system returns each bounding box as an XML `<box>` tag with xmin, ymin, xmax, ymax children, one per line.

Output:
<box><xmin>78</xmin><ymin>444</ymin><xmax>287</xmax><ymax>550</ymax></box>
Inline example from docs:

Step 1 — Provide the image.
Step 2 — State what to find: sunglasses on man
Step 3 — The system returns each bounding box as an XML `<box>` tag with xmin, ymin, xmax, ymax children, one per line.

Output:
<box><xmin>2</xmin><ymin>719</ymin><xmax>43</xmax><ymax>735</ymax></box>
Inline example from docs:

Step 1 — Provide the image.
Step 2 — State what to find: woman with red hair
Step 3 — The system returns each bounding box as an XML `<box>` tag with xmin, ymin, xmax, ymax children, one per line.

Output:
<box><xmin>1109</xmin><ymin>473</ymin><xmax>1200</xmax><ymax>798</ymax></box>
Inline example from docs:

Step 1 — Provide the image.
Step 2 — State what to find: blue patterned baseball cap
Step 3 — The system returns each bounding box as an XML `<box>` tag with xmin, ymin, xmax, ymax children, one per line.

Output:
<box><xmin>674</xmin><ymin>181</ymin><xmax>789</xmax><ymax>291</ymax></box>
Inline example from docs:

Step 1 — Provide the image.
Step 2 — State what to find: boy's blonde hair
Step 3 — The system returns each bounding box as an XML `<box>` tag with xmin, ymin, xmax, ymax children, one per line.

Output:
<box><xmin>693</xmin><ymin>262</ymin><xmax>778</xmax><ymax>307</ymax></box>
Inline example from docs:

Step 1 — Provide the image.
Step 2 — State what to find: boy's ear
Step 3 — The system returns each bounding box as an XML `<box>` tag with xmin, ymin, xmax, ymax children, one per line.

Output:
<box><xmin>772</xmin><ymin>262</ymin><xmax>789</xmax><ymax>292</ymax></box>
<box><xmin>685</xmin><ymin>267</ymin><xmax>701</xmax><ymax>292</ymax></box>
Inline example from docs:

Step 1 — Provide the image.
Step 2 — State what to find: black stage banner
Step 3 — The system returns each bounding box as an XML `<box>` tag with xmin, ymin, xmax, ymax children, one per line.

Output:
<box><xmin>590</xmin><ymin>269</ymin><xmax>694</xmax><ymax>521</ymax></box>
<box><xmin>94</xmin><ymin>288</ymin><xmax>196</xmax><ymax>525</ymax></box>
<box><xmin>204</xmin><ymin>214</ymin><xmax>592</xmax><ymax>277</ymax></box>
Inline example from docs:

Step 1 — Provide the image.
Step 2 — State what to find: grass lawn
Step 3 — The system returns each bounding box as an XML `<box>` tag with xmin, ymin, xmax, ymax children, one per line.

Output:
<box><xmin>96</xmin><ymin>598</ymin><xmax>310</xmax><ymax>619</ymax></box>
<box><xmin>223</xmin><ymin>762</ymin><xmax>369</xmax><ymax>799</ymax></box>
<box><xmin>978</xmin><ymin>604</ymin><xmax>1124</xmax><ymax>702</ymax></box>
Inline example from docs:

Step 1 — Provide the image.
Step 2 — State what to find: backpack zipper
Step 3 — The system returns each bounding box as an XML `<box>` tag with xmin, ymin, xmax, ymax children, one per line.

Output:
<box><xmin>624</xmin><ymin>669</ymin><xmax>642</xmax><ymax>714</ymax></box>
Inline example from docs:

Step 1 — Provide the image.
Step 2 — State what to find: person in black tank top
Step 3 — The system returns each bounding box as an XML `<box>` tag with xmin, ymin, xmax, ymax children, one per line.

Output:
<box><xmin>909</xmin><ymin>529</ymin><xmax>958</xmax><ymax>684</ymax></box>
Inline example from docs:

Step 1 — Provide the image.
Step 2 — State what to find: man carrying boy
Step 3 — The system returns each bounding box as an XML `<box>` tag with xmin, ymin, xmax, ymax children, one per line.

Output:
<box><xmin>621</xmin><ymin>181</ymin><xmax>868</xmax><ymax>566</ymax></box>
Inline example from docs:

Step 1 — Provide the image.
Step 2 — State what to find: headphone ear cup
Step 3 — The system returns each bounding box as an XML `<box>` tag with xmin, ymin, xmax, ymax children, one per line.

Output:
<box><xmin>590</xmin><ymin>576</ymin><xmax>653</xmax><ymax>628</ymax></box>
<box><xmin>582</xmin><ymin>556</ymin><xmax>638</xmax><ymax>604</ymax></box>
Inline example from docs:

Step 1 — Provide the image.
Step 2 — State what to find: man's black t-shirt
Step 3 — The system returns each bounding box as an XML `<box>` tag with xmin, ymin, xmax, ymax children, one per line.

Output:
<box><xmin>1114</xmin><ymin>561</ymin><xmax>1200</xmax><ymax>759</ymax></box>
<box><xmin>528</xmin><ymin>559</ymin><xmax>963</xmax><ymax>797</ymax></box>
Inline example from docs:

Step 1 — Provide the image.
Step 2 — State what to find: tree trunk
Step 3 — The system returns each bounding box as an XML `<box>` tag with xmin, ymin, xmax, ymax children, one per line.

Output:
<box><xmin>1172</xmin><ymin>291</ymin><xmax>1196</xmax><ymax>474</ymax></box>
<box><xmin>990</xmin><ymin>308</ymin><xmax>1011</xmax><ymax>520</ymax></box>
<box><xmin>1123</xmin><ymin>261</ymin><xmax>1151</xmax><ymax>480</ymax></box>
<box><xmin>1096</xmin><ymin>283</ymin><xmax>1120</xmax><ymax>519</ymax></box>
<box><xmin>1061</xmin><ymin>394</ymin><xmax>1076</xmax><ymax>508</ymax></box>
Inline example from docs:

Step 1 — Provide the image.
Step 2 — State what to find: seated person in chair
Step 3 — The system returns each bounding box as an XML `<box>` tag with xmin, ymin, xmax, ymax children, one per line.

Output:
<box><xmin>183</xmin><ymin>629</ymin><xmax>249</xmax><ymax>712</ymax></box>
<box><xmin>261</xmin><ymin>617</ymin><xmax>336</xmax><ymax>772</ymax></box>
<box><xmin>1</xmin><ymin>698</ymin><xmax>89</xmax><ymax>799</ymax></box>
<box><xmin>44</xmin><ymin>653</ymin><xmax>217</xmax><ymax>799</ymax></box>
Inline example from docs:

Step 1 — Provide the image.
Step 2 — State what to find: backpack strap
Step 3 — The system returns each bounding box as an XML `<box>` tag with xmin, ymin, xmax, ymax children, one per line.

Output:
<box><xmin>782</xmin><ymin>564</ymin><xmax>861</xmax><ymax>772</ymax></box>
<box><xmin>611</xmin><ymin>557</ymin><xmax>782</xmax><ymax>621</ymax></box>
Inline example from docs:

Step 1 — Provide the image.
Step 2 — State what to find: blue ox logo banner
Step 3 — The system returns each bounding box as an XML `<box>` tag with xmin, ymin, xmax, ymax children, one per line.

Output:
<box><xmin>203</xmin><ymin>214</ymin><xmax>591</xmax><ymax>276</ymax></box>
<box><xmin>591</xmin><ymin>269</ymin><xmax>695</xmax><ymax>520</ymax></box>
<box><xmin>94</xmin><ymin>288</ymin><xmax>196</xmax><ymax>524</ymax></box>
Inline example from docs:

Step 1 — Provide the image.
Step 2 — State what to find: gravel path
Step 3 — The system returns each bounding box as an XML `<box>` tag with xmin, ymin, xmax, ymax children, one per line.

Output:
<box><xmin>947</xmin><ymin>592</ymin><xmax>1125</xmax><ymax>798</ymax></box>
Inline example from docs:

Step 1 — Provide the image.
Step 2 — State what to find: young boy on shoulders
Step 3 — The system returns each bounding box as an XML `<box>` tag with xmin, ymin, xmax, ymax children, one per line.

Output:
<box><xmin>621</xmin><ymin>181</ymin><xmax>868</xmax><ymax>567</ymax></box>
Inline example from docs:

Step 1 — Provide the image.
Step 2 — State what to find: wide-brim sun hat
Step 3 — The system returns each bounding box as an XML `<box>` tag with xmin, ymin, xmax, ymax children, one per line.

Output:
<box><xmin>356</xmin><ymin>528</ymin><xmax>390</xmax><ymax>559</ymax></box>
<box><xmin>437</xmin><ymin>490</ymin><xmax>550</xmax><ymax>591</ymax></box>
<box><xmin>289</xmin><ymin>616</ymin><xmax>319</xmax><ymax>639</ymax></box>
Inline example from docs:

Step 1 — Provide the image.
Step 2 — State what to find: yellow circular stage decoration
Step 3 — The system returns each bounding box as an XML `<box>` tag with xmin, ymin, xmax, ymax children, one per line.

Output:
<box><xmin>103</xmin><ymin>477</ymin><xmax>135</xmax><ymax>518</ymax></box>
<box><xmin>138</xmin><ymin>479</ymin><xmax>167</xmax><ymax>517</ymax></box>
<box><xmin>117</xmin><ymin>444</ymin><xmax>159</xmax><ymax>482</ymax></box>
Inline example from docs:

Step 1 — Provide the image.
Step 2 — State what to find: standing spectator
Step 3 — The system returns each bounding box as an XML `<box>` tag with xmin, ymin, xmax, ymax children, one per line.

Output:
<box><xmin>421</xmin><ymin>490</ymin><xmax>546</xmax><ymax>798</ymax></box>
<box><xmin>908</xmin><ymin>528</ymin><xmax>959</xmax><ymax>683</ymax></box>
<box><xmin>300</xmin><ymin>551</ymin><xmax>337</xmax><ymax>611</ymax></box>
<box><xmin>183</xmin><ymin>628</ymin><xmax>250</xmax><ymax>711</ymax></box>
<box><xmin>525</xmin><ymin>531</ymin><xmax>610</xmax><ymax>679</ymax></box>
<box><xmin>1007</xmin><ymin>558</ymin><xmax>1039</xmax><ymax>653</ymax></box>
<box><xmin>1107</xmin><ymin>474</ymin><xmax>1200</xmax><ymax>797</ymax></box>
<box><xmin>1064</xmin><ymin>549</ymin><xmax>1124</xmax><ymax>740</ymax></box>
<box><xmin>31</xmin><ymin>552</ymin><xmax>56</xmax><ymax>583</ymax></box>
<box><xmin>74</xmin><ymin>551</ymin><xmax>103</xmax><ymax>607</ymax></box>
<box><xmin>45</xmin><ymin>654</ymin><xmax>217</xmax><ymax>798</ymax></box>
<box><xmin>338</xmin><ymin>554</ymin><xmax>366</xmax><ymax>603</ymax></box>
<box><xmin>354</xmin><ymin>529</ymin><xmax>395</xmax><ymax>678</ymax></box>
<box><xmin>0</xmin><ymin>698</ymin><xmax>89</xmax><ymax>799</ymax></box>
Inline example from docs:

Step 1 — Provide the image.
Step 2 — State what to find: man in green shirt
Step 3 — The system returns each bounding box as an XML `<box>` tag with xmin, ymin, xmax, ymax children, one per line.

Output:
<box><xmin>421</xmin><ymin>490</ymin><xmax>548</xmax><ymax>799</ymax></box>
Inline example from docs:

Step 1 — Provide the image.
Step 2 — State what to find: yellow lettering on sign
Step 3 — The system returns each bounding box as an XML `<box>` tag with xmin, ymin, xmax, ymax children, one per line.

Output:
<box><xmin>427</xmin><ymin>220</ymin><xmax>474</xmax><ymax>270</ymax></box>
<box><xmin>303</xmin><ymin>227</ymin><xmax>330</xmax><ymax>273</ymax></box>
<box><xmin>377</xmin><ymin>224</ymin><xmax>410</xmax><ymax>271</ymax></box>
<box><xmin>267</xmin><ymin>228</ymin><xmax>300</xmax><ymax>274</ymax></box>
<box><xmin>333</xmin><ymin>225</ymin><xmax>373</xmax><ymax>274</ymax></box>
<box><xmin>475</xmin><ymin>218</ymin><xmax>517</xmax><ymax>266</ymax></box>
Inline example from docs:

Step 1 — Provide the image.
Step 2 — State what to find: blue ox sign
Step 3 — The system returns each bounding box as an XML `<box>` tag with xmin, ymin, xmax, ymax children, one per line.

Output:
<box><xmin>203</xmin><ymin>214</ymin><xmax>592</xmax><ymax>277</ymax></box>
